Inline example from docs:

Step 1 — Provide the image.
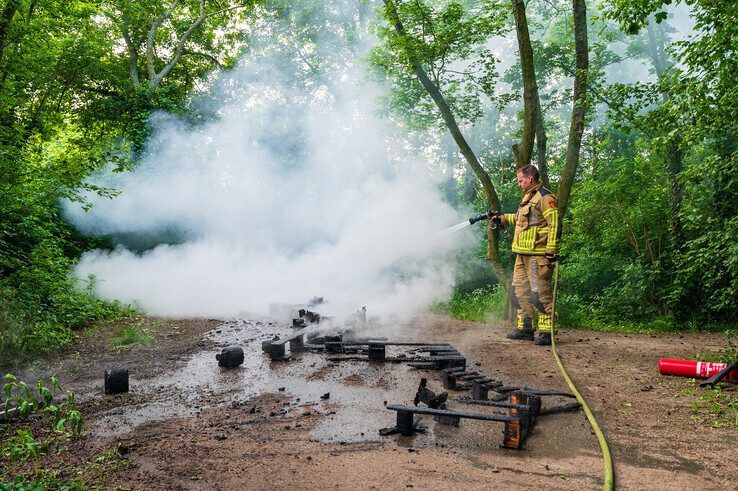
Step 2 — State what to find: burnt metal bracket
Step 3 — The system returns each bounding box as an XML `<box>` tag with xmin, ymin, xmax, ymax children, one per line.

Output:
<box><xmin>379</xmin><ymin>411</ymin><xmax>428</xmax><ymax>436</ymax></box>
<box><xmin>413</xmin><ymin>378</ymin><xmax>448</xmax><ymax>408</ymax></box>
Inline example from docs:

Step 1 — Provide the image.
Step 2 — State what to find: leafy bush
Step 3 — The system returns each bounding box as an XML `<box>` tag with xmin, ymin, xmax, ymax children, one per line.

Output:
<box><xmin>3</xmin><ymin>374</ymin><xmax>83</xmax><ymax>436</ymax></box>
<box><xmin>1</xmin><ymin>374</ymin><xmax>86</xmax><ymax>489</ymax></box>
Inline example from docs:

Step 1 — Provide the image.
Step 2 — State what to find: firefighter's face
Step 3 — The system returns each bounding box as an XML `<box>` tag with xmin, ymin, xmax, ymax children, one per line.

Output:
<box><xmin>517</xmin><ymin>171</ymin><xmax>535</xmax><ymax>192</ymax></box>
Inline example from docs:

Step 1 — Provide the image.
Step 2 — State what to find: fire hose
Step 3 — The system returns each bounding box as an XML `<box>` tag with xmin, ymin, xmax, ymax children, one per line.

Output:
<box><xmin>468</xmin><ymin>210</ymin><xmax>614</xmax><ymax>487</ymax></box>
<box><xmin>550</xmin><ymin>263</ymin><xmax>615</xmax><ymax>490</ymax></box>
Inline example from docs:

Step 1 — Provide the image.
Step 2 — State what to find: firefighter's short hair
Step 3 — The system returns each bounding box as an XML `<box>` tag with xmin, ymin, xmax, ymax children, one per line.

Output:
<box><xmin>518</xmin><ymin>164</ymin><xmax>540</xmax><ymax>182</ymax></box>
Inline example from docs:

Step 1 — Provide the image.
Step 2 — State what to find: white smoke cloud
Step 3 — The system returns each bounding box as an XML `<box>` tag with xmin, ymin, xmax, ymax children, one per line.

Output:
<box><xmin>65</xmin><ymin>3</ymin><xmax>474</xmax><ymax>320</ymax></box>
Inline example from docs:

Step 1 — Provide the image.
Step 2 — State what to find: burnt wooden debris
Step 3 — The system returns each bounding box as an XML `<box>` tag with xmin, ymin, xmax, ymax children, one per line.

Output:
<box><xmin>260</xmin><ymin>329</ymin><xmax>308</xmax><ymax>361</ymax></box>
<box><xmin>216</xmin><ymin>347</ymin><xmax>245</xmax><ymax>368</ymax></box>
<box><xmin>259</xmin><ymin>316</ymin><xmax>580</xmax><ymax>450</ymax></box>
<box><xmin>104</xmin><ymin>368</ymin><xmax>129</xmax><ymax>395</ymax></box>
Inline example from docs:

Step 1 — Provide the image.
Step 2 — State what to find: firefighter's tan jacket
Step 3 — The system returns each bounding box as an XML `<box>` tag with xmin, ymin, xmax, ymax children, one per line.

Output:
<box><xmin>500</xmin><ymin>184</ymin><xmax>560</xmax><ymax>256</ymax></box>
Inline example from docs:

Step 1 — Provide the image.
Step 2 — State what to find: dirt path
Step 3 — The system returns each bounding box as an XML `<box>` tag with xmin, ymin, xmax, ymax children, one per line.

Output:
<box><xmin>3</xmin><ymin>314</ymin><xmax>737</xmax><ymax>489</ymax></box>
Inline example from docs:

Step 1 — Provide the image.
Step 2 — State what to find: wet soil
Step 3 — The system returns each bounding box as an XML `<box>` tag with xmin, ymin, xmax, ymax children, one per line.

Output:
<box><xmin>2</xmin><ymin>314</ymin><xmax>737</xmax><ymax>489</ymax></box>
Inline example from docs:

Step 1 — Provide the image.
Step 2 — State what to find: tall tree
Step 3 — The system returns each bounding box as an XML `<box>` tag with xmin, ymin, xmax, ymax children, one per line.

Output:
<box><xmin>557</xmin><ymin>0</ymin><xmax>589</xmax><ymax>218</ymax></box>
<box><xmin>510</xmin><ymin>0</ymin><xmax>539</xmax><ymax>171</ymax></box>
<box><xmin>378</xmin><ymin>0</ymin><xmax>511</xmax><ymax>286</ymax></box>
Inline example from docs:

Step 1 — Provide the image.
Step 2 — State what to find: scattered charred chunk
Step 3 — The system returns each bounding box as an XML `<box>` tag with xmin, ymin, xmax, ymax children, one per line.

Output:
<box><xmin>104</xmin><ymin>369</ymin><xmax>129</xmax><ymax>395</ymax></box>
<box><xmin>298</xmin><ymin>309</ymin><xmax>321</xmax><ymax>324</ymax></box>
<box><xmin>217</xmin><ymin>347</ymin><xmax>245</xmax><ymax>368</ymax></box>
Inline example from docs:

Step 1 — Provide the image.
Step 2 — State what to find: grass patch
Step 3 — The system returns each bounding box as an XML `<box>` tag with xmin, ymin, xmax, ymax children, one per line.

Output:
<box><xmin>433</xmin><ymin>286</ymin><xmax>507</xmax><ymax>323</ymax></box>
<box><xmin>687</xmin><ymin>337</ymin><xmax>738</xmax><ymax>430</ymax></box>
<box><xmin>690</xmin><ymin>386</ymin><xmax>738</xmax><ymax>430</ymax></box>
<box><xmin>438</xmin><ymin>287</ymin><xmax>738</xmax><ymax>335</ymax></box>
<box><xmin>695</xmin><ymin>331</ymin><xmax>738</xmax><ymax>364</ymax></box>
<box><xmin>109</xmin><ymin>322</ymin><xmax>155</xmax><ymax>350</ymax></box>
<box><xmin>1</xmin><ymin>426</ymin><xmax>130</xmax><ymax>490</ymax></box>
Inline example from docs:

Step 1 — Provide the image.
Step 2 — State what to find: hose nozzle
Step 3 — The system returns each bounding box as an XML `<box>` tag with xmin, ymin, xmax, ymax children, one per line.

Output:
<box><xmin>469</xmin><ymin>210</ymin><xmax>501</xmax><ymax>225</ymax></box>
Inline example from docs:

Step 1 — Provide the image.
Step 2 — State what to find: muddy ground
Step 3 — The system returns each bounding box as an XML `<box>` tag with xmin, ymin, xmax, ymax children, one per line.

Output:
<box><xmin>2</xmin><ymin>313</ymin><xmax>737</xmax><ymax>490</ymax></box>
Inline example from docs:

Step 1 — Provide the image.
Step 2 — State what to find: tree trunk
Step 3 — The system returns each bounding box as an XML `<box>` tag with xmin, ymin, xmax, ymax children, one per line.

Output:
<box><xmin>646</xmin><ymin>21</ymin><xmax>683</xmax><ymax>247</ymax></box>
<box><xmin>442</xmin><ymin>131</ymin><xmax>458</xmax><ymax>207</ymax></box>
<box><xmin>557</xmin><ymin>0</ymin><xmax>589</xmax><ymax>219</ymax></box>
<box><xmin>535</xmin><ymin>94</ymin><xmax>549</xmax><ymax>187</ymax></box>
<box><xmin>383</xmin><ymin>0</ymin><xmax>510</xmax><ymax>287</ymax></box>
<box><xmin>0</xmin><ymin>0</ymin><xmax>19</xmax><ymax>57</ymax></box>
<box><xmin>511</xmin><ymin>0</ymin><xmax>538</xmax><ymax>169</ymax></box>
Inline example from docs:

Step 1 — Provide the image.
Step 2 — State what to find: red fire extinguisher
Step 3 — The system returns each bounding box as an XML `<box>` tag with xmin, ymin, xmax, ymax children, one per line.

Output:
<box><xmin>659</xmin><ymin>358</ymin><xmax>738</xmax><ymax>381</ymax></box>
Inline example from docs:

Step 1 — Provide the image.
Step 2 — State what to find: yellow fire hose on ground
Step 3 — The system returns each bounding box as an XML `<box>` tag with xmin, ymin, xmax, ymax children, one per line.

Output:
<box><xmin>550</xmin><ymin>263</ymin><xmax>615</xmax><ymax>490</ymax></box>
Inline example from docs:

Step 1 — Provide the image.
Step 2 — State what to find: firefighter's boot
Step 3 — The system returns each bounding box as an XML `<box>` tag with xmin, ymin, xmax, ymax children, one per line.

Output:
<box><xmin>507</xmin><ymin>315</ymin><xmax>534</xmax><ymax>341</ymax></box>
<box><xmin>536</xmin><ymin>313</ymin><xmax>554</xmax><ymax>345</ymax></box>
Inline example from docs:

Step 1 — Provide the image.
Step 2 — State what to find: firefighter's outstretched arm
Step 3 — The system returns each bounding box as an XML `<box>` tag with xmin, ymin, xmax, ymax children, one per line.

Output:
<box><xmin>498</xmin><ymin>213</ymin><xmax>516</xmax><ymax>226</ymax></box>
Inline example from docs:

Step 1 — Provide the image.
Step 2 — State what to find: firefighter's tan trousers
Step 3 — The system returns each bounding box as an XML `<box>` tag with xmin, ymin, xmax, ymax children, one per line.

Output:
<box><xmin>512</xmin><ymin>254</ymin><xmax>555</xmax><ymax>333</ymax></box>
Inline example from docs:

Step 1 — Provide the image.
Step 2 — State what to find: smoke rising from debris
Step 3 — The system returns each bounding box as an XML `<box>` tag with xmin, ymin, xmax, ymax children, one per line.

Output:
<box><xmin>65</xmin><ymin>2</ymin><xmax>472</xmax><ymax>320</ymax></box>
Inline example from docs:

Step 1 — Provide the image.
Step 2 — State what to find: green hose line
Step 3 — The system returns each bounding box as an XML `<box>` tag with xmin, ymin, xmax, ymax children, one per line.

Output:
<box><xmin>550</xmin><ymin>263</ymin><xmax>615</xmax><ymax>490</ymax></box>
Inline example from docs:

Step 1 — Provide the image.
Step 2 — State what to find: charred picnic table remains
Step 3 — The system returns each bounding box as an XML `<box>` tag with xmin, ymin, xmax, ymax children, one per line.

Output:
<box><xmin>261</xmin><ymin>329</ymin><xmax>308</xmax><ymax>361</ymax></box>
<box><xmin>258</xmin><ymin>313</ymin><xmax>580</xmax><ymax>450</ymax></box>
<box><xmin>383</xmin><ymin>377</ymin><xmax>580</xmax><ymax>449</ymax></box>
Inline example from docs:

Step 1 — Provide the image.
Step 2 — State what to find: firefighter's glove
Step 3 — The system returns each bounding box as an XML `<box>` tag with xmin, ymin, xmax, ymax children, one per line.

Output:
<box><xmin>545</xmin><ymin>253</ymin><xmax>558</xmax><ymax>266</ymax></box>
<box><xmin>489</xmin><ymin>211</ymin><xmax>502</xmax><ymax>224</ymax></box>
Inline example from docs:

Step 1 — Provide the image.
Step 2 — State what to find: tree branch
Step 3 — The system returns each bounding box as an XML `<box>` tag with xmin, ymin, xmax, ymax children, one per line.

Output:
<box><xmin>149</xmin><ymin>1</ymin><xmax>251</xmax><ymax>96</ymax></box>
<box><xmin>147</xmin><ymin>0</ymin><xmax>179</xmax><ymax>82</ymax></box>
<box><xmin>182</xmin><ymin>49</ymin><xmax>222</xmax><ymax>68</ymax></box>
<box><xmin>383</xmin><ymin>0</ymin><xmax>511</xmax><ymax>289</ymax></box>
<box><xmin>122</xmin><ymin>13</ymin><xmax>141</xmax><ymax>89</ymax></box>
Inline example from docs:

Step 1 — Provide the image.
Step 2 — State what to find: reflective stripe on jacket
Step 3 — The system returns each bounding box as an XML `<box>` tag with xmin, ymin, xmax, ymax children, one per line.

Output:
<box><xmin>500</xmin><ymin>184</ymin><xmax>560</xmax><ymax>256</ymax></box>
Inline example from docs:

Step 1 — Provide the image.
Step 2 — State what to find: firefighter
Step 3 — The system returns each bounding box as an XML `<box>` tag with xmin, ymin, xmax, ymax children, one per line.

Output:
<box><xmin>491</xmin><ymin>164</ymin><xmax>560</xmax><ymax>345</ymax></box>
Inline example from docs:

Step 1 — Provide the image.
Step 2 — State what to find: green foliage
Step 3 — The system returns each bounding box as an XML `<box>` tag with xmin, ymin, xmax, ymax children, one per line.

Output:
<box><xmin>0</xmin><ymin>430</ymin><xmax>88</xmax><ymax>490</ymax></box>
<box><xmin>434</xmin><ymin>285</ymin><xmax>507</xmax><ymax>323</ymax></box>
<box><xmin>1</xmin><ymin>430</ymin><xmax>49</xmax><ymax>466</ymax></box>
<box><xmin>369</xmin><ymin>0</ymin><xmax>508</xmax><ymax>130</ymax></box>
<box><xmin>3</xmin><ymin>374</ymin><xmax>83</xmax><ymax>437</ymax></box>
<box><xmin>2</xmin><ymin>472</ymin><xmax>86</xmax><ymax>491</ymax></box>
<box><xmin>1</xmin><ymin>375</ymin><xmax>86</xmax><ymax>489</ymax></box>
<box><xmin>561</xmin><ymin>1</ymin><xmax>738</xmax><ymax>327</ymax></box>
<box><xmin>690</xmin><ymin>386</ymin><xmax>738</xmax><ymax>430</ymax></box>
<box><xmin>0</xmin><ymin>0</ymin><xmax>254</xmax><ymax>361</ymax></box>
